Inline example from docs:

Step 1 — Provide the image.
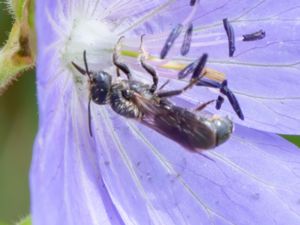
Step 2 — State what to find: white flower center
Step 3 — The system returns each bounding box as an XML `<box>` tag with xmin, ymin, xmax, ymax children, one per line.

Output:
<box><xmin>63</xmin><ymin>18</ymin><xmax>118</xmax><ymax>71</ymax></box>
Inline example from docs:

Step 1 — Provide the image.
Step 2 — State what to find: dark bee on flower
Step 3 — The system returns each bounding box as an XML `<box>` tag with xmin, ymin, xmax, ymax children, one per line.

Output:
<box><xmin>71</xmin><ymin>39</ymin><xmax>234</xmax><ymax>152</ymax></box>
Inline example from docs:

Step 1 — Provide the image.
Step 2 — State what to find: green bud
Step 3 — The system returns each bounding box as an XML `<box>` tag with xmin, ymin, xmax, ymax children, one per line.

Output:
<box><xmin>0</xmin><ymin>0</ymin><xmax>35</xmax><ymax>94</ymax></box>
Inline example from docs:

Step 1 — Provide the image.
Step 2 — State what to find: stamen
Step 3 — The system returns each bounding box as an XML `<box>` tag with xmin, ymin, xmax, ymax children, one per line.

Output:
<box><xmin>160</xmin><ymin>24</ymin><xmax>183</xmax><ymax>59</ymax></box>
<box><xmin>120</xmin><ymin>49</ymin><xmax>225</xmax><ymax>81</ymax></box>
<box><xmin>197</xmin><ymin>78</ymin><xmax>244</xmax><ymax>120</ymax></box>
<box><xmin>192</xmin><ymin>53</ymin><xmax>208</xmax><ymax>80</ymax></box>
<box><xmin>181</xmin><ymin>23</ymin><xmax>193</xmax><ymax>56</ymax></box>
<box><xmin>216</xmin><ymin>95</ymin><xmax>224</xmax><ymax>110</ymax></box>
<box><xmin>158</xmin><ymin>0</ymin><xmax>199</xmax><ymax>59</ymax></box>
<box><xmin>242</xmin><ymin>29</ymin><xmax>266</xmax><ymax>41</ymax></box>
<box><xmin>219</xmin><ymin>80</ymin><xmax>244</xmax><ymax>120</ymax></box>
<box><xmin>223</xmin><ymin>18</ymin><xmax>235</xmax><ymax>57</ymax></box>
<box><xmin>197</xmin><ymin>78</ymin><xmax>221</xmax><ymax>89</ymax></box>
<box><xmin>178</xmin><ymin>58</ymin><xmax>199</xmax><ymax>79</ymax></box>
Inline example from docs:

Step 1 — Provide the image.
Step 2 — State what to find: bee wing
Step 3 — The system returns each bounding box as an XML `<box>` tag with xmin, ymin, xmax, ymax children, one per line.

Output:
<box><xmin>131</xmin><ymin>93</ymin><xmax>217</xmax><ymax>151</ymax></box>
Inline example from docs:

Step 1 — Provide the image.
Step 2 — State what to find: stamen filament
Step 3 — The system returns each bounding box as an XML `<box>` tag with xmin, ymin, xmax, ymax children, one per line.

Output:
<box><xmin>120</xmin><ymin>49</ymin><xmax>225</xmax><ymax>82</ymax></box>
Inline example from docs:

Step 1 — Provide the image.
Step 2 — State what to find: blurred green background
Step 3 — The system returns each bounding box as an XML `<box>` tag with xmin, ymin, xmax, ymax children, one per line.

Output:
<box><xmin>0</xmin><ymin>3</ymin><xmax>299</xmax><ymax>225</ymax></box>
<box><xmin>0</xmin><ymin>3</ymin><xmax>37</xmax><ymax>224</ymax></box>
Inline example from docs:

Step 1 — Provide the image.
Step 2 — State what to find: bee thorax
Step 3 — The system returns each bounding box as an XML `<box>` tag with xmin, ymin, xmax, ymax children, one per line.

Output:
<box><xmin>110</xmin><ymin>86</ymin><xmax>143</xmax><ymax>119</ymax></box>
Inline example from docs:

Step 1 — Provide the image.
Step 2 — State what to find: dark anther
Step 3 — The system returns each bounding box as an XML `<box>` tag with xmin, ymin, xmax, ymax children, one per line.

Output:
<box><xmin>181</xmin><ymin>23</ymin><xmax>193</xmax><ymax>56</ymax></box>
<box><xmin>197</xmin><ymin>78</ymin><xmax>244</xmax><ymax>120</ymax></box>
<box><xmin>178</xmin><ymin>53</ymin><xmax>208</xmax><ymax>80</ymax></box>
<box><xmin>178</xmin><ymin>59</ymin><xmax>199</xmax><ymax>79</ymax></box>
<box><xmin>216</xmin><ymin>95</ymin><xmax>224</xmax><ymax>110</ymax></box>
<box><xmin>223</xmin><ymin>18</ymin><xmax>236</xmax><ymax>57</ymax></box>
<box><xmin>192</xmin><ymin>53</ymin><xmax>208</xmax><ymax>80</ymax></box>
<box><xmin>242</xmin><ymin>29</ymin><xmax>266</xmax><ymax>41</ymax></box>
<box><xmin>157</xmin><ymin>54</ymin><xmax>208</xmax><ymax>98</ymax></box>
<box><xmin>219</xmin><ymin>80</ymin><xmax>244</xmax><ymax>120</ymax></box>
<box><xmin>190</xmin><ymin>0</ymin><xmax>197</xmax><ymax>6</ymax></box>
<box><xmin>160</xmin><ymin>24</ymin><xmax>183</xmax><ymax>59</ymax></box>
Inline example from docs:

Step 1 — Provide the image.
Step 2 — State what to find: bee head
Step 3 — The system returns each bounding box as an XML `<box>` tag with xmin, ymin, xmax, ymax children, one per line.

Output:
<box><xmin>90</xmin><ymin>71</ymin><xmax>112</xmax><ymax>105</ymax></box>
<box><xmin>71</xmin><ymin>51</ymin><xmax>114</xmax><ymax>105</ymax></box>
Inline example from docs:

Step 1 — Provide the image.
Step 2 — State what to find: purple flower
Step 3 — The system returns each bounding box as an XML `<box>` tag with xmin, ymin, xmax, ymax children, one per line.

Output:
<box><xmin>31</xmin><ymin>1</ymin><xmax>300</xmax><ymax>224</ymax></box>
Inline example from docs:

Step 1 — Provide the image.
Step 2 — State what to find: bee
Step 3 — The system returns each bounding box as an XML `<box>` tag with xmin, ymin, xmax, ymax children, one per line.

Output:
<box><xmin>71</xmin><ymin>38</ymin><xmax>233</xmax><ymax>152</ymax></box>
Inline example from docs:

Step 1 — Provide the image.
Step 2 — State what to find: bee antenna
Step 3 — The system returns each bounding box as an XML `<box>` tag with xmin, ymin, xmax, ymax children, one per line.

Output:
<box><xmin>83</xmin><ymin>50</ymin><xmax>91</xmax><ymax>79</ymax></box>
<box><xmin>88</xmin><ymin>97</ymin><xmax>93</xmax><ymax>137</ymax></box>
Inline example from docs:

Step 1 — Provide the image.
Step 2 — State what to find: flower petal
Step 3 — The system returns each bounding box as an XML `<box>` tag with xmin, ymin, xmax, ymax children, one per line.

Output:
<box><xmin>91</xmin><ymin>107</ymin><xmax>300</xmax><ymax>225</ymax></box>
<box><xmin>33</xmin><ymin>1</ymin><xmax>300</xmax><ymax>224</ymax></box>
<box><xmin>31</xmin><ymin>81</ymin><xmax>127</xmax><ymax>225</ymax></box>
<box><xmin>31</xmin><ymin>93</ymin><xmax>300</xmax><ymax>224</ymax></box>
<box><xmin>189</xmin><ymin>1</ymin><xmax>300</xmax><ymax>133</ymax></box>
<box><xmin>134</xmin><ymin>0</ymin><xmax>300</xmax><ymax>134</ymax></box>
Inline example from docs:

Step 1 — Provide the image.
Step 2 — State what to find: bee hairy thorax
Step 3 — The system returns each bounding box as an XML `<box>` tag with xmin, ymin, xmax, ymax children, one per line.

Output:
<box><xmin>110</xmin><ymin>79</ymin><xmax>151</xmax><ymax>119</ymax></box>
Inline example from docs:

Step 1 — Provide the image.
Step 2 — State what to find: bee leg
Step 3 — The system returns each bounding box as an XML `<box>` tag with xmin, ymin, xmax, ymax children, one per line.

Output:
<box><xmin>157</xmin><ymin>75</ymin><xmax>199</xmax><ymax>98</ymax></box>
<box><xmin>194</xmin><ymin>99</ymin><xmax>215</xmax><ymax>111</ymax></box>
<box><xmin>113</xmin><ymin>37</ymin><xmax>132</xmax><ymax>81</ymax></box>
<box><xmin>140</xmin><ymin>56</ymin><xmax>158</xmax><ymax>93</ymax></box>
<box><xmin>197</xmin><ymin>152</ymin><xmax>215</xmax><ymax>162</ymax></box>
<box><xmin>113</xmin><ymin>50</ymin><xmax>132</xmax><ymax>81</ymax></box>
<box><xmin>116</xmin><ymin>68</ymin><xmax>121</xmax><ymax>77</ymax></box>
<box><xmin>139</xmin><ymin>35</ymin><xmax>158</xmax><ymax>93</ymax></box>
<box><xmin>157</xmin><ymin>53</ymin><xmax>208</xmax><ymax>98</ymax></box>
<box><xmin>158</xmin><ymin>79</ymin><xmax>170</xmax><ymax>90</ymax></box>
<box><xmin>216</xmin><ymin>95</ymin><xmax>225</xmax><ymax>110</ymax></box>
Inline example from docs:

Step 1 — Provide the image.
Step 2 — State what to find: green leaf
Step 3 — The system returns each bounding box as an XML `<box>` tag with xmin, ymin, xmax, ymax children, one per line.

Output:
<box><xmin>0</xmin><ymin>221</ymin><xmax>10</xmax><ymax>225</ymax></box>
<box><xmin>283</xmin><ymin>135</ymin><xmax>300</xmax><ymax>147</ymax></box>
<box><xmin>0</xmin><ymin>0</ymin><xmax>35</xmax><ymax>94</ymax></box>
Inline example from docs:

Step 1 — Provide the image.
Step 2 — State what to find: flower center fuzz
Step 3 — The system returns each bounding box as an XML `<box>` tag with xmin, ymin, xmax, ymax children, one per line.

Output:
<box><xmin>63</xmin><ymin>18</ymin><xmax>118</xmax><ymax>72</ymax></box>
